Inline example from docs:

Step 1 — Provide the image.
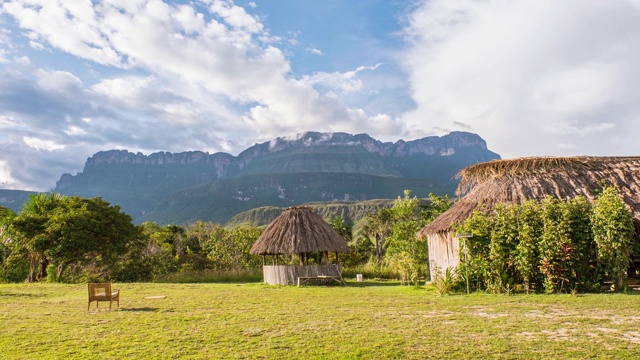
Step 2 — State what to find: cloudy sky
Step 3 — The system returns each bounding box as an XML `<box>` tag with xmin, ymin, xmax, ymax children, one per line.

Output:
<box><xmin>1</xmin><ymin>0</ymin><xmax>639</xmax><ymax>191</ymax></box>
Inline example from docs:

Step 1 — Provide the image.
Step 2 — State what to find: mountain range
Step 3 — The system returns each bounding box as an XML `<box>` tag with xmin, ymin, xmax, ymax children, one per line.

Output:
<box><xmin>4</xmin><ymin>131</ymin><xmax>500</xmax><ymax>225</ymax></box>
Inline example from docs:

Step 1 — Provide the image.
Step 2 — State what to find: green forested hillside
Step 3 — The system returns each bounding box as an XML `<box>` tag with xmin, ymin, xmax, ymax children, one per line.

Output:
<box><xmin>224</xmin><ymin>199</ymin><xmax>402</xmax><ymax>235</ymax></box>
<box><xmin>141</xmin><ymin>173</ymin><xmax>448</xmax><ymax>225</ymax></box>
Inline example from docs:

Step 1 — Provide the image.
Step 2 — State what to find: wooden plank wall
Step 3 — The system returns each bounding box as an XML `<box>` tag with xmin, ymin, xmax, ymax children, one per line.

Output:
<box><xmin>262</xmin><ymin>264</ymin><xmax>342</xmax><ymax>285</ymax></box>
<box><xmin>427</xmin><ymin>232</ymin><xmax>460</xmax><ymax>281</ymax></box>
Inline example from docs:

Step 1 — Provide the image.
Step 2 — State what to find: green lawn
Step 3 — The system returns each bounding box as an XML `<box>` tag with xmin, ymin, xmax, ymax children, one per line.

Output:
<box><xmin>1</xmin><ymin>282</ymin><xmax>639</xmax><ymax>359</ymax></box>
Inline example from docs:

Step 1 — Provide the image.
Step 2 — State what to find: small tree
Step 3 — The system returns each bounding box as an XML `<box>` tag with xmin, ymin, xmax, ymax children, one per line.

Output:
<box><xmin>363</xmin><ymin>208</ymin><xmax>393</xmax><ymax>262</ymax></box>
<box><xmin>591</xmin><ymin>186</ymin><xmax>635</xmax><ymax>290</ymax></box>
<box><xmin>386</xmin><ymin>190</ymin><xmax>427</xmax><ymax>285</ymax></box>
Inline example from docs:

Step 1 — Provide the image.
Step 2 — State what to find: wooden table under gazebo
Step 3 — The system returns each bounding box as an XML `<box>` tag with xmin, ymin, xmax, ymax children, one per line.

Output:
<box><xmin>250</xmin><ymin>206</ymin><xmax>350</xmax><ymax>286</ymax></box>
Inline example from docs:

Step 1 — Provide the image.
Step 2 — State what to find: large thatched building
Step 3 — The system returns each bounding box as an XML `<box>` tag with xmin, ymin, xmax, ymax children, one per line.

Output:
<box><xmin>250</xmin><ymin>206</ymin><xmax>350</xmax><ymax>285</ymax></box>
<box><xmin>419</xmin><ymin>156</ymin><xmax>640</xmax><ymax>280</ymax></box>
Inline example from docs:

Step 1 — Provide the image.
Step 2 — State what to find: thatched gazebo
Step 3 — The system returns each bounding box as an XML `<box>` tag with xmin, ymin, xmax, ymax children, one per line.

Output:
<box><xmin>250</xmin><ymin>206</ymin><xmax>350</xmax><ymax>285</ymax></box>
<box><xmin>419</xmin><ymin>156</ymin><xmax>640</xmax><ymax>280</ymax></box>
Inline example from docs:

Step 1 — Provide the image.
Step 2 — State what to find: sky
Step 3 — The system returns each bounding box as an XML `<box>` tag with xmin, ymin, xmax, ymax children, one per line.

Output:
<box><xmin>0</xmin><ymin>0</ymin><xmax>639</xmax><ymax>191</ymax></box>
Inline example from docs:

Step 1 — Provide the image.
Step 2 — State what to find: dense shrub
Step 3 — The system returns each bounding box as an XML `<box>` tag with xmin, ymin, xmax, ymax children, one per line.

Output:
<box><xmin>457</xmin><ymin>187</ymin><xmax>637</xmax><ymax>293</ymax></box>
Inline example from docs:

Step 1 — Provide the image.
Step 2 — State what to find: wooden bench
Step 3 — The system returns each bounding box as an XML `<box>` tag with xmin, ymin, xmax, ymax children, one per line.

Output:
<box><xmin>297</xmin><ymin>275</ymin><xmax>345</xmax><ymax>287</ymax></box>
<box><xmin>88</xmin><ymin>283</ymin><xmax>119</xmax><ymax>311</ymax></box>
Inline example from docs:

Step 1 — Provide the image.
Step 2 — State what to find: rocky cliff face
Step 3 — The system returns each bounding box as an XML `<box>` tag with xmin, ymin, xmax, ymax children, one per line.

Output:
<box><xmin>84</xmin><ymin>149</ymin><xmax>235</xmax><ymax>167</ymax></box>
<box><xmin>57</xmin><ymin>131</ymin><xmax>491</xmax><ymax>190</ymax></box>
<box><xmin>255</xmin><ymin>131</ymin><xmax>488</xmax><ymax>157</ymax></box>
<box><xmin>54</xmin><ymin>131</ymin><xmax>500</xmax><ymax>224</ymax></box>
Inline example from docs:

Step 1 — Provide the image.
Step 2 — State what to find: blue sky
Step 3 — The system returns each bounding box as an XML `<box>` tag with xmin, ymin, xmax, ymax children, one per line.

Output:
<box><xmin>1</xmin><ymin>0</ymin><xmax>639</xmax><ymax>191</ymax></box>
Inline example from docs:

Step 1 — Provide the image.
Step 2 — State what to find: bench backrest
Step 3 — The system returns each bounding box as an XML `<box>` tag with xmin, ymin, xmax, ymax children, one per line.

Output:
<box><xmin>88</xmin><ymin>283</ymin><xmax>113</xmax><ymax>301</ymax></box>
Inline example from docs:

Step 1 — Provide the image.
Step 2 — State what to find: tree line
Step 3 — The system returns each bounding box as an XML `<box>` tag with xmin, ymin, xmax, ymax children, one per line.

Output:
<box><xmin>0</xmin><ymin>191</ymin><xmax>452</xmax><ymax>284</ymax></box>
<box><xmin>8</xmin><ymin>187</ymin><xmax>633</xmax><ymax>291</ymax></box>
<box><xmin>0</xmin><ymin>194</ymin><xmax>264</xmax><ymax>283</ymax></box>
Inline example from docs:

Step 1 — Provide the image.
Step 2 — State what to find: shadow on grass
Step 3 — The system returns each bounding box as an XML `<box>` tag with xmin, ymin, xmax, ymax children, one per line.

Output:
<box><xmin>0</xmin><ymin>292</ymin><xmax>46</xmax><ymax>298</ymax></box>
<box><xmin>344</xmin><ymin>281</ymin><xmax>402</xmax><ymax>288</ymax></box>
<box><xmin>119</xmin><ymin>307</ymin><xmax>159</xmax><ymax>312</ymax></box>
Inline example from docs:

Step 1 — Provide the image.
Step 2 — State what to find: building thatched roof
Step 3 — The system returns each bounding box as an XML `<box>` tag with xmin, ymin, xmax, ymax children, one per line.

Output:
<box><xmin>419</xmin><ymin>156</ymin><xmax>640</xmax><ymax>236</ymax></box>
<box><xmin>250</xmin><ymin>206</ymin><xmax>350</xmax><ymax>255</ymax></box>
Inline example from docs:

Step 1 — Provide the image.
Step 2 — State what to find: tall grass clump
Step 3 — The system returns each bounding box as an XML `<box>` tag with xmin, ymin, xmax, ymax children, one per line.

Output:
<box><xmin>155</xmin><ymin>269</ymin><xmax>263</xmax><ymax>283</ymax></box>
<box><xmin>431</xmin><ymin>266</ymin><xmax>457</xmax><ymax>295</ymax></box>
<box><xmin>343</xmin><ymin>257</ymin><xmax>398</xmax><ymax>280</ymax></box>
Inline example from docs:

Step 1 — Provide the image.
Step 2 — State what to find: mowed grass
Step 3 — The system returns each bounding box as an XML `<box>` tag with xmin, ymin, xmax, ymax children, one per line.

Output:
<box><xmin>1</xmin><ymin>282</ymin><xmax>640</xmax><ymax>359</ymax></box>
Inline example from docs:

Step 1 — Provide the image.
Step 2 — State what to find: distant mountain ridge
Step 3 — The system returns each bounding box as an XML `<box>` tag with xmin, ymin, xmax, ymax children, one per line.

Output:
<box><xmin>54</xmin><ymin>131</ymin><xmax>500</xmax><ymax>224</ymax></box>
<box><xmin>58</xmin><ymin>131</ymin><xmax>491</xmax><ymax>186</ymax></box>
<box><xmin>0</xmin><ymin>189</ymin><xmax>38</xmax><ymax>213</ymax></box>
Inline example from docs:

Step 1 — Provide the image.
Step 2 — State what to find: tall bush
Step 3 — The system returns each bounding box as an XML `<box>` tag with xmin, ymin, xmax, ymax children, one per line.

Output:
<box><xmin>514</xmin><ymin>200</ymin><xmax>543</xmax><ymax>293</ymax></box>
<box><xmin>456</xmin><ymin>208</ymin><xmax>492</xmax><ymax>292</ymax></box>
<box><xmin>538</xmin><ymin>197</ymin><xmax>578</xmax><ymax>293</ymax></box>
<box><xmin>591</xmin><ymin>186</ymin><xmax>635</xmax><ymax>289</ymax></box>
<box><xmin>386</xmin><ymin>190</ymin><xmax>428</xmax><ymax>284</ymax></box>
<box><xmin>567</xmin><ymin>196</ymin><xmax>597</xmax><ymax>291</ymax></box>
<box><xmin>488</xmin><ymin>204</ymin><xmax>521</xmax><ymax>293</ymax></box>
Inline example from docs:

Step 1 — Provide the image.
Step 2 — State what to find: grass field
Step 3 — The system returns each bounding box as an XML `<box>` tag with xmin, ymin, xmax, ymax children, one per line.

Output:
<box><xmin>1</xmin><ymin>281</ymin><xmax>639</xmax><ymax>359</ymax></box>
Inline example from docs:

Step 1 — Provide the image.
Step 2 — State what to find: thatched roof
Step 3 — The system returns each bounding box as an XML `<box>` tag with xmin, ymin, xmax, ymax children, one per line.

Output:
<box><xmin>250</xmin><ymin>206</ymin><xmax>350</xmax><ymax>255</ymax></box>
<box><xmin>419</xmin><ymin>156</ymin><xmax>640</xmax><ymax>236</ymax></box>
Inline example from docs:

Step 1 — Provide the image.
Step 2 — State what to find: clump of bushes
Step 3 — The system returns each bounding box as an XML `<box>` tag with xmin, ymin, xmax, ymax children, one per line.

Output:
<box><xmin>456</xmin><ymin>186</ymin><xmax>636</xmax><ymax>294</ymax></box>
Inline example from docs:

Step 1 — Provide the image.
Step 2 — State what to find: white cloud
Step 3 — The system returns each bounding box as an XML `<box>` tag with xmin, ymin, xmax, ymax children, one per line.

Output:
<box><xmin>402</xmin><ymin>0</ymin><xmax>640</xmax><ymax>157</ymax></box>
<box><xmin>302</xmin><ymin>64</ymin><xmax>382</xmax><ymax>93</ymax></box>
<box><xmin>306</xmin><ymin>47</ymin><xmax>322</xmax><ymax>55</ymax></box>
<box><xmin>23</xmin><ymin>136</ymin><xmax>66</xmax><ymax>151</ymax></box>
<box><xmin>543</xmin><ymin>122</ymin><xmax>616</xmax><ymax>137</ymax></box>
<box><xmin>0</xmin><ymin>0</ymin><xmax>406</xmax><ymax>190</ymax></box>
<box><xmin>35</xmin><ymin>69</ymin><xmax>83</xmax><ymax>93</ymax></box>
<box><xmin>63</xmin><ymin>126</ymin><xmax>86</xmax><ymax>136</ymax></box>
<box><xmin>0</xmin><ymin>160</ymin><xmax>17</xmax><ymax>188</ymax></box>
<box><xmin>0</xmin><ymin>0</ymin><xmax>399</xmax><ymax>139</ymax></box>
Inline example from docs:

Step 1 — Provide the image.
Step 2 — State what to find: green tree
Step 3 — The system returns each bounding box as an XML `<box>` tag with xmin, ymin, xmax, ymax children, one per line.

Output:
<box><xmin>331</xmin><ymin>216</ymin><xmax>372</xmax><ymax>267</ymax></box>
<box><xmin>112</xmin><ymin>221</ymin><xmax>177</xmax><ymax>282</ymax></box>
<box><xmin>421</xmin><ymin>193</ymin><xmax>454</xmax><ymax>223</ymax></box>
<box><xmin>591</xmin><ymin>186</ymin><xmax>635</xmax><ymax>289</ymax></box>
<box><xmin>362</xmin><ymin>207</ymin><xmax>393</xmax><ymax>262</ymax></box>
<box><xmin>187</xmin><ymin>221</ymin><xmax>228</xmax><ymax>270</ymax></box>
<box><xmin>0</xmin><ymin>206</ymin><xmax>19</xmax><ymax>282</ymax></box>
<box><xmin>9</xmin><ymin>193</ymin><xmax>67</xmax><ymax>282</ymax></box>
<box><xmin>10</xmin><ymin>194</ymin><xmax>140</xmax><ymax>282</ymax></box>
<box><xmin>330</xmin><ymin>216</ymin><xmax>352</xmax><ymax>243</ymax></box>
<box><xmin>386</xmin><ymin>190</ymin><xmax>428</xmax><ymax>285</ymax></box>
<box><xmin>205</xmin><ymin>227</ymin><xmax>262</xmax><ymax>272</ymax></box>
